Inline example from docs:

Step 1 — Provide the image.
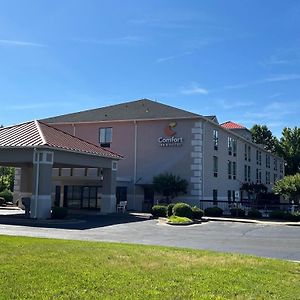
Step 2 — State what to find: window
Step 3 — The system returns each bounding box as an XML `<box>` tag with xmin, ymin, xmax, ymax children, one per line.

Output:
<box><xmin>99</xmin><ymin>127</ymin><xmax>112</xmax><ymax>147</ymax></box>
<box><xmin>279</xmin><ymin>162</ymin><xmax>283</xmax><ymax>173</ymax></box>
<box><xmin>248</xmin><ymin>166</ymin><xmax>251</xmax><ymax>182</ymax></box>
<box><xmin>244</xmin><ymin>144</ymin><xmax>247</xmax><ymax>161</ymax></box>
<box><xmin>232</xmin><ymin>190</ymin><xmax>236</xmax><ymax>202</ymax></box>
<box><xmin>256</xmin><ymin>150</ymin><xmax>261</xmax><ymax>165</ymax></box>
<box><xmin>213</xmin><ymin>156</ymin><xmax>218</xmax><ymax>177</ymax></box>
<box><xmin>232</xmin><ymin>139</ymin><xmax>237</xmax><ymax>157</ymax></box>
<box><xmin>213</xmin><ymin>129</ymin><xmax>218</xmax><ymax>150</ymax></box>
<box><xmin>256</xmin><ymin>168</ymin><xmax>262</xmax><ymax>184</ymax></box>
<box><xmin>266</xmin><ymin>171</ymin><xmax>270</xmax><ymax>184</ymax></box>
<box><xmin>274</xmin><ymin>158</ymin><xmax>278</xmax><ymax>171</ymax></box>
<box><xmin>228</xmin><ymin>137</ymin><xmax>232</xmax><ymax>155</ymax></box>
<box><xmin>248</xmin><ymin>146</ymin><xmax>251</xmax><ymax>162</ymax></box>
<box><xmin>227</xmin><ymin>190</ymin><xmax>232</xmax><ymax>203</ymax></box>
<box><xmin>228</xmin><ymin>160</ymin><xmax>232</xmax><ymax>179</ymax></box>
<box><xmin>244</xmin><ymin>165</ymin><xmax>247</xmax><ymax>182</ymax></box>
<box><xmin>266</xmin><ymin>155</ymin><xmax>270</xmax><ymax>168</ymax></box>
<box><xmin>274</xmin><ymin>173</ymin><xmax>277</xmax><ymax>183</ymax></box>
<box><xmin>232</xmin><ymin>161</ymin><xmax>236</xmax><ymax>180</ymax></box>
<box><xmin>213</xmin><ymin>189</ymin><xmax>218</xmax><ymax>205</ymax></box>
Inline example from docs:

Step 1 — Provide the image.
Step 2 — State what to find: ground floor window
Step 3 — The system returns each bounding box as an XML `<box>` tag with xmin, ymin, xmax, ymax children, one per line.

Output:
<box><xmin>62</xmin><ymin>185</ymin><xmax>101</xmax><ymax>209</ymax></box>
<box><xmin>116</xmin><ymin>186</ymin><xmax>127</xmax><ymax>204</ymax></box>
<box><xmin>213</xmin><ymin>189</ymin><xmax>218</xmax><ymax>205</ymax></box>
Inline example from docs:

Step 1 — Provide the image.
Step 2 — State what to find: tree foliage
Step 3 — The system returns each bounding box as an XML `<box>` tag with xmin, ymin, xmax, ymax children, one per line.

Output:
<box><xmin>276</xmin><ymin>127</ymin><xmax>300</xmax><ymax>175</ymax></box>
<box><xmin>250</xmin><ymin>124</ymin><xmax>278</xmax><ymax>153</ymax></box>
<box><xmin>0</xmin><ymin>167</ymin><xmax>14</xmax><ymax>192</ymax></box>
<box><xmin>273</xmin><ymin>173</ymin><xmax>300</xmax><ymax>204</ymax></box>
<box><xmin>152</xmin><ymin>173</ymin><xmax>188</xmax><ymax>202</ymax></box>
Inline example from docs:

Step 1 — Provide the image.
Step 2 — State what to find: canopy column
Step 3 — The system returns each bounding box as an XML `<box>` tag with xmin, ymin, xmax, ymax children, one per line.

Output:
<box><xmin>101</xmin><ymin>162</ymin><xmax>118</xmax><ymax>213</ymax></box>
<box><xmin>30</xmin><ymin>151</ymin><xmax>54</xmax><ymax>219</ymax></box>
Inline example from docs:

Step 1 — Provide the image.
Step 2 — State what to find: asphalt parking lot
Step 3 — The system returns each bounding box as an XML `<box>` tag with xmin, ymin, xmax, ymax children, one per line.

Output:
<box><xmin>0</xmin><ymin>210</ymin><xmax>299</xmax><ymax>261</ymax></box>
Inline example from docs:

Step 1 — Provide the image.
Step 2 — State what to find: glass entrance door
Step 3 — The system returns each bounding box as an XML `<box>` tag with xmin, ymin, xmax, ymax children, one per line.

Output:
<box><xmin>81</xmin><ymin>186</ymin><xmax>99</xmax><ymax>209</ymax></box>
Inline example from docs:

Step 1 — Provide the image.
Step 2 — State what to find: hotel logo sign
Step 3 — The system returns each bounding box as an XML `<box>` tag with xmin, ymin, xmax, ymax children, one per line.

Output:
<box><xmin>158</xmin><ymin>122</ymin><xmax>183</xmax><ymax>147</ymax></box>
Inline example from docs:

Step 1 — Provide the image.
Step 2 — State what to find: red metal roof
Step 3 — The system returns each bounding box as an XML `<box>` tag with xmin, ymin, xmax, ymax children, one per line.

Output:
<box><xmin>0</xmin><ymin>120</ymin><xmax>122</xmax><ymax>159</ymax></box>
<box><xmin>221</xmin><ymin>121</ymin><xmax>246</xmax><ymax>130</ymax></box>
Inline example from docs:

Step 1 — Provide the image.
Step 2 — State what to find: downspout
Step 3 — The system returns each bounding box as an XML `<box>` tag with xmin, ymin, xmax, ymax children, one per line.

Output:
<box><xmin>133</xmin><ymin>120</ymin><xmax>138</xmax><ymax>208</ymax></box>
<box><xmin>34</xmin><ymin>148</ymin><xmax>40</xmax><ymax>219</ymax></box>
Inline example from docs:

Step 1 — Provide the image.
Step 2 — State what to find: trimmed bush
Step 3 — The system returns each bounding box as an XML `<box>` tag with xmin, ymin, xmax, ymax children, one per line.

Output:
<box><xmin>167</xmin><ymin>203</ymin><xmax>175</xmax><ymax>217</ymax></box>
<box><xmin>230</xmin><ymin>208</ymin><xmax>245</xmax><ymax>218</ymax></box>
<box><xmin>172</xmin><ymin>203</ymin><xmax>193</xmax><ymax>219</ymax></box>
<box><xmin>0</xmin><ymin>190</ymin><xmax>13</xmax><ymax>203</ymax></box>
<box><xmin>151</xmin><ymin>205</ymin><xmax>167</xmax><ymax>218</ymax></box>
<box><xmin>283</xmin><ymin>212</ymin><xmax>300</xmax><ymax>222</ymax></box>
<box><xmin>247</xmin><ymin>209</ymin><xmax>262</xmax><ymax>219</ymax></box>
<box><xmin>0</xmin><ymin>197</ymin><xmax>5</xmax><ymax>206</ymax></box>
<box><xmin>269</xmin><ymin>210</ymin><xmax>286</xmax><ymax>220</ymax></box>
<box><xmin>167</xmin><ymin>216</ymin><xmax>193</xmax><ymax>225</ymax></box>
<box><xmin>204</xmin><ymin>207</ymin><xmax>223</xmax><ymax>217</ymax></box>
<box><xmin>51</xmin><ymin>207</ymin><xmax>68</xmax><ymax>219</ymax></box>
<box><xmin>192</xmin><ymin>206</ymin><xmax>204</xmax><ymax>219</ymax></box>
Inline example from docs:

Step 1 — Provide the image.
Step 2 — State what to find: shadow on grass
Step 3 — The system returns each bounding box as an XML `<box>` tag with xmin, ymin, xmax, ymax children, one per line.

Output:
<box><xmin>0</xmin><ymin>211</ymin><xmax>150</xmax><ymax>230</ymax></box>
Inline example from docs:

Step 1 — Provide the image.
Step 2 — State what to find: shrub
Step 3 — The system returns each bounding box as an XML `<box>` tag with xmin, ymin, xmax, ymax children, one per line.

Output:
<box><xmin>192</xmin><ymin>206</ymin><xmax>204</xmax><ymax>219</ymax></box>
<box><xmin>167</xmin><ymin>215</ymin><xmax>193</xmax><ymax>225</ymax></box>
<box><xmin>204</xmin><ymin>207</ymin><xmax>223</xmax><ymax>217</ymax></box>
<box><xmin>247</xmin><ymin>209</ymin><xmax>262</xmax><ymax>219</ymax></box>
<box><xmin>0</xmin><ymin>197</ymin><xmax>5</xmax><ymax>206</ymax></box>
<box><xmin>172</xmin><ymin>203</ymin><xmax>193</xmax><ymax>219</ymax></box>
<box><xmin>283</xmin><ymin>212</ymin><xmax>300</xmax><ymax>222</ymax></box>
<box><xmin>230</xmin><ymin>208</ymin><xmax>245</xmax><ymax>218</ymax></box>
<box><xmin>167</xmin><ymin>203</ymin><xmax>175</xmax><ymax>217</ymax></box>
<box><xmin>269</xmin><ymin>210</ymin><xmax>286</xmax><ymax>220</ymax></box>
<box><xmin>0</xmin><ymin>189</ymin><xmax>13</xmax><ymax>203</ymax></box>
<box><xmin>151</xmin><ymin>205</ymin><xmax>167</xmax><ymax>218</ymax></box>
<box><xmin>51</xmin><ymin>207</ymin><xmax>68</xmax><ymax>219</ymax></box>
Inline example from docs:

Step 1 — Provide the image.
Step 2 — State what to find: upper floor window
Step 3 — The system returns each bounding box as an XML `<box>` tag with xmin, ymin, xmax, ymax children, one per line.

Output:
<box><xmin>279</xmin><ymin>161</ymin><xmax>283</xmax><ymax>173</ymax></box>
<box><xmin>245</xmin><ymin>165</ymin><xmax>251</xmax><ymax>182</ymax></box>
<box><xmin>274</xmin><ymin>158</ymin><xmax>278</xmax><ymax>171</ymax></box>
<box><xmin>228</xmin><ymin>137</ymin><xmax>237</xmax><ymax>156</ymax></box>
<box><xmin>256</xmin><ymin>150</ymin><xmax>262</xmax><ymax>165</ymax></box>
<box><xmin>266</xmin><ymin>154</ymin><xmax>270</xmax><ymax>168</ymax></box>
<box><xmin>248</xmin><ymin>146</ymin><xmax>251</xmax><ymax>162</ymax></box>
<box><xmin>244</xmin><ymin>144</ymin><xmax>248</xmax><ymax>161</ymax></box>
<box><xmin>213</xmin><ymin>129</ymin><xmax>218</xmax><ymax>150</ymax></box>
<box><xmin>213</xmin><ymin>156</ymin><xmax>218</xmax><ymax>177</ymax></box>
<box><xmin>232</xmin><ymin>161</ymin><xmax>237</xmax><ymax>180</ymax></box>
<box><xmin>99</xmin><ymin>127</ymin><xmax>112</xmax><ymax>148</ymax></box>
<box><xmin>228</xmin><ymin>160</ymin><xmax>232</xmax><ymax>179</ymax></box>
<box><xmin>266</xmin><ymin>171</ymin><xmax>270</xmax><ymax>184</ymax></box>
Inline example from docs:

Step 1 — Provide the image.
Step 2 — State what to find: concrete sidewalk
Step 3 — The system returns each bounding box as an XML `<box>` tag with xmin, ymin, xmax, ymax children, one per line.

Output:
<box><xmin>202</xmin><ymin>216</ymin><xmax>300</xmax><ymax>226</ymax></box>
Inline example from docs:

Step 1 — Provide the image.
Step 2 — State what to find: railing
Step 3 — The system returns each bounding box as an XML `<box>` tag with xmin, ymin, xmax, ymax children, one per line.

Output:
<box><xmin>199</xmin><ymin>200</ymin><xmax>297</xmax><ymax>214</ymax></box>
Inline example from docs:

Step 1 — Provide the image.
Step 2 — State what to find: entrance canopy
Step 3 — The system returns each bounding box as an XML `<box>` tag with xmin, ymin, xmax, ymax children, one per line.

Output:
<box><xmin>0</xmin><ymin>120</ymin><xmax>123</xmax><ymax>218</ymax></box>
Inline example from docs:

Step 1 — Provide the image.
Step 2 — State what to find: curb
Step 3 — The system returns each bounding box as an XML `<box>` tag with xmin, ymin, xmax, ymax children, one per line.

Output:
<box><xmin>202</xmin><ymin>217</ymin><xmax>300</xmax><ymax>226</ymax></box>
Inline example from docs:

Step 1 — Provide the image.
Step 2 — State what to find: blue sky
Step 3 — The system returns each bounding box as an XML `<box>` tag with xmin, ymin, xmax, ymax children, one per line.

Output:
<box><xmin>0</xmin><ymin>0</ymin><xmax>299</xmax><ymax>136</ymax></box>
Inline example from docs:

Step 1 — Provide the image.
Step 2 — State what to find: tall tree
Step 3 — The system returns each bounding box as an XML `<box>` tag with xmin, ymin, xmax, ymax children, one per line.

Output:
<box><xmin>276</xmin><ymin>127</ymin><xmax>300</xmax><ymax>175</ymax></box>
<box><xmin>250</xmin><ymin>124</ymin><xmax>278</xmax><ymax>153</ymax></box>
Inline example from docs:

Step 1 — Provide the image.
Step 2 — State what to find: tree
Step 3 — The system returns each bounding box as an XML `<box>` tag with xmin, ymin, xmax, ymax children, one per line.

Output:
<box><xmin>273</xmin><ymin>174</ymin><xmax>300</xmax><ymax>204</ymax></box>
<box><xmin>276</xmin><ymin>127</ymin><xmax>300</xmax><ymax>175</ymax></box>
<box><xmin>250</xmin><ymin>124</ymin><xmax>278</xmax><ymax>153</ymax></box>
<box><xmin>0</xmin><ymin>167</ymin><xmax>15</xmax><ymax>191</ymax></box>
<box><xmin>152</xmin><ymin>173</ymin><xmax>188</xmax><ymax>203</ymax></box>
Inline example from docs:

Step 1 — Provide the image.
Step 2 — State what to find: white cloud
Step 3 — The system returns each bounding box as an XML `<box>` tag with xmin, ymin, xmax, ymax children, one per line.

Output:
<box><xmin>181</xmin><ymin>83</ymin><xmax>209</xmax><ymax>95</ymax></box>
<box><xmin>156</xmin><ymin>51</ymin><xmax>192</xmax><ymax>63</ymax></box>
<box><xmin>0</xmin><ymin>39</ymin><xmax>45</xmax><ymax>47</ymax></box>
<box><xmin>225</xmin><ymin>74</ymin><xmax>300</xmax><ymax>90</ymax></box>
<box><xmin>218</xmin><ymin>99</ymin><xmax>254</xmax><ymax>110</ymax></box>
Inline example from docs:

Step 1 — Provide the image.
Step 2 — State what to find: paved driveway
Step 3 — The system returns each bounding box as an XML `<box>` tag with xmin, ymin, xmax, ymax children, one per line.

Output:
<box><xmin>0</xmin><ymin>211</ymin><xmax>299</xmax><ymax>261</ymax></box>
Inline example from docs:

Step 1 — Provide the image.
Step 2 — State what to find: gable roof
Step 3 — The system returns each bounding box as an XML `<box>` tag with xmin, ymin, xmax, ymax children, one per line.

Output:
<box><xmin>0</xmin><ymin>120</ymin><xmax>122</xmax><ymax>159</ymax></box>
<box><xmin>204</xmin><ymin>115</ymin><xmax>219</xmax><ymax>124</ymax></box>
<box><xmin>42</xmin><ymin>99</ymin><xmax>200</xmax><ymax>123</ymax></box>
<box><xmin>221</xmin><ymin>121</ymin><xmax>247</xmax><ymax>130</ymax></box>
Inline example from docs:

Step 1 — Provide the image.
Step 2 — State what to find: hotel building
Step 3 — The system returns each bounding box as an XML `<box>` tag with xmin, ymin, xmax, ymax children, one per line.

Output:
<box><xmin>39</xmin><ymin>99</ymin><xmax>285</xmax><ymax>212</ymax></box>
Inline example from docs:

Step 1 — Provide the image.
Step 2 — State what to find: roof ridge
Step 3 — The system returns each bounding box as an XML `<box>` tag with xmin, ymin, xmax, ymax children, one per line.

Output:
<box><xmin>37</xmin><ymin>120</ymin><xmax>123</xmax><ymax>158</ymax></box>
<box><xmin>34</xmin><ymin>120</ymin><xmax>46</xmax><ymax>145</ymax></box>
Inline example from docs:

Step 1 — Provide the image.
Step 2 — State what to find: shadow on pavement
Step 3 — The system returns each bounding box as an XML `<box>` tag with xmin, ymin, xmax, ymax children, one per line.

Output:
<box><xmin>0</xmin><ymin>211</ymin><xmax>151</xmax><ymax>230</ymax></box>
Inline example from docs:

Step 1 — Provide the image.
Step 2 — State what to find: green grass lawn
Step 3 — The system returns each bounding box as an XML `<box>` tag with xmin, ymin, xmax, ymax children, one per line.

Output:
<box><xmin>0</xmin><ymin>236</ymin><xmax>299</xmax><ymax>299</ymax></box>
